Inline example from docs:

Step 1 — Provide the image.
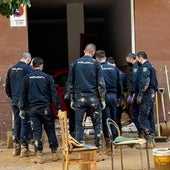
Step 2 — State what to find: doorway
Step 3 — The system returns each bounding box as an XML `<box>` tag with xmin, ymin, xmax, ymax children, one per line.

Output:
<box><xmin>27</xmin><ymin>0</ymin><xmax>132</xmax><ymax>73</ymax></box>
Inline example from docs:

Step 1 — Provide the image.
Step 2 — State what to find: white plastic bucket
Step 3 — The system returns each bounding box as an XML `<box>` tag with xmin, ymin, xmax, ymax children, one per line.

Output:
<box><xmin>152</xmin><ymin>148</ymin><xmax>170</xmax><ymax>170</ymax></box>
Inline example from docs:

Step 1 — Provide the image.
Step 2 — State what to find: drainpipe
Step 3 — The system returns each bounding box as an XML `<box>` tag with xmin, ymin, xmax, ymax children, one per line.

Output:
<box><xmin>130</xmin><ymin>0</ymin><xmax>135</xmax><ymax>53</ymax></box>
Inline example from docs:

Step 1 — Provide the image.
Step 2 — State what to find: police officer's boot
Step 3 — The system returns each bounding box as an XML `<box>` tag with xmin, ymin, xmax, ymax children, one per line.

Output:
<box><xmin>104</xmin><ymin>138</ymin><xmax>111</xmax><ymax>155</ymax></box>
<box><xmin>138</xmin><ymin>130</ymin><xmax>145</xmax><ymax>139</ymax></box>
<box><xmin>97</xmin><ymin>146</ymin><xmax>105</xmax><ymax>162</ymax></box>
<box><xmin>12</xmin><ymin>143</ymin><xmax>21</xmax><ymax>156</ymax></box>
<box><xmin>146</xmin><ymin>135</ymin><xmax>154</xmax><ymax>149</ymax></box>
<box><xmin>34</xmin><ymin>151</ymin><xmax>43</xmax><ymax>164</ymax></box>
<box><xmin>20</xmin><ymin>145</ymin><xmax>30</xmax><ymax>157</ymax></box>
<box><xmin>51</xmin><ymin>149</ymin><xmax>60</xmax><ymax>162</ymax></box>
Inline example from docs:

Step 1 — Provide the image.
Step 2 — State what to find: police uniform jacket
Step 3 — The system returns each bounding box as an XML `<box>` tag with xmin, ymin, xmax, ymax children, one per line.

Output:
<box><xmin>20</xmin><ymin>69</ymin><xmax>61</xmax><ymax>111</ymax></box>
<box><xmin>5</xmin><ymin>61</ymin><xmax>33</xmax><ymax>105</ymax></box>
<box><xmin>129</xmin><ymin>62</ymin><xmax>141</xmax><ymax>94</ymax></box>
<box><xmin>138</xmin><ymin>60</ymin><xmax>158</xmax><ymax>95</ymax></box>
<box><xmin>67</xmin><ymin>55</ymin><xmax>106</xmax><ymax>101</ymax></box>
<box><xmin>101</xmin><ymin>62</ymin><xmax>123</xmax><ymax>98</ymax></box>
<box><xmin>119</xmin><ymin>70</ymin><xmax>128</xmax><ymax>94</ymax></box>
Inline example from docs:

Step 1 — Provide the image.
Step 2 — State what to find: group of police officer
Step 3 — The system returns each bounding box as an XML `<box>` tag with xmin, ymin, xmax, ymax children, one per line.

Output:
<box><xmin>5</xmin><ymin>54</ymin><xmax>61</xmax><ymax>164</ymax></box>
<box><xmin>126</xmin><ymin>51</ymin><xmax>158</xmax><ymax>149</ymax></box>
<box><xmin>6</xmin><ymin>45</ymin><xmax>158</xmax><ymax>165</ymax></box>
<box><xmin>95</xmin><ymin>50</ymin><xmax>127</xmax><ymax>148</ymax></box>
<box><xmin>65</xmin><ymin>44</ymin><xmax>158</xmax><ymax>161</ymax></box>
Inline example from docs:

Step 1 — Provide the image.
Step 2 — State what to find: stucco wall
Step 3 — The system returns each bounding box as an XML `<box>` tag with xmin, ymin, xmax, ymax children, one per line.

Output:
<box><xmin>0</xmin><ymin>15</ymin><xmax>28</xmax><ymax>141</ymax></box>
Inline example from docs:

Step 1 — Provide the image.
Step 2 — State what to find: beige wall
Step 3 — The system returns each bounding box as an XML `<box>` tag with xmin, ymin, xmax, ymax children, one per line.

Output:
<box><xmin>0</xmin><ymin>15</ymin><xmax>28</xmax><ymax>141</ymax></box>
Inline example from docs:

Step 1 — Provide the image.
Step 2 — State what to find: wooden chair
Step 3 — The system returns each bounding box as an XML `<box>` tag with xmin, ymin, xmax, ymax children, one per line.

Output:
<box><xmin>58</xmin><ymin>110</ymin><xmax>97</xmax><ymax>170</ymax></box>
<box><xmin>106</xmin><ymin>118</ymin><xmax>150</xmax><ymax>170</ymax></box>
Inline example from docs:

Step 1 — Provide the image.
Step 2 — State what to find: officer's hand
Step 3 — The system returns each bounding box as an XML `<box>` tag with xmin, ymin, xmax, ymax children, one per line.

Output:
<box><xmin>136</xmin><ymin>93</ymin><xmax>143</xmax><ymax>104</ymax></box>
<box><xmin>101</xmin><ymin>101</ymin><xmax>106</xmax><ymax>110</ymax></box>
<box><xmin>70</xmin><ymin>101</ymin><xmax>75</xmax><ymax>110</ymax></box>
<box><xmin>19</xmin><ymin>110</ymin><xmax>26</xmax><ymax>119</ymax></box>
<box><xmin>58</xmin><ymin>109</ymin><xmax>62</xmax><ymax>113</ymax></box>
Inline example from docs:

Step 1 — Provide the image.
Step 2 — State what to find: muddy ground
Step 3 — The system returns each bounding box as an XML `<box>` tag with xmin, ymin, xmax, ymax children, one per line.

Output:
<box><xmin>0</xmin><ymin>113</ymin><xmax>170</xmax><ymax>170</ymax></box>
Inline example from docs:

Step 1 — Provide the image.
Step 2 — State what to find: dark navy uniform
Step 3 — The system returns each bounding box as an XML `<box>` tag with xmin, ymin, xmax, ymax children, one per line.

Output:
<box><xmin>138</xmin><ymin>60</ymin><xmax>158</xmax><ymax>141</ymax></box>
<box><xmin>120</xmin><ymin>70</ymin><xmax>128</xmax><ymax>95</ymax></box>
<box><xmin>20</xmin><ymin>69</ymin><xmax>61</xmax><ymax>152</ymax></box>
<box><xmin>5</xmin><ymin>61</ymin><xmax>33</xmax><ymax>148</ymax></box>
<box><xmin>117</xmin><ymin>69</ymin><xmax>128</xmax><ymax>133</ymax></box>
<box><xmin>129</xmin><ymin>62</ymin><xmax>143</xmax><ymax>136</ymax></box>
<box><xmin>129</xmin><ymin>63</ymin><xmax>140</xmax><ymax>95</ymax></box>
<box><xmin>100</xmin><ymin>62</ymin><xmax>123</xmax><ymax>139</ymax></box>
<box><xmin>66</xmin><ymin>55</ymin><xmax>106</xmax><ymax>147</ymax></box>
<box><xmin>62</xmin><ymin>87</ymin><xmax>75</xmax><ymax>137</ymax></box>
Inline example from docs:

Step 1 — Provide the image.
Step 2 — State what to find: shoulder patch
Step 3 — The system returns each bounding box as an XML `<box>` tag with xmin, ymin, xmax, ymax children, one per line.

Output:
<box><xmin>143</xmin><ymin>67</ymin><xmax>148</xmax><ymax>72</ymax></box>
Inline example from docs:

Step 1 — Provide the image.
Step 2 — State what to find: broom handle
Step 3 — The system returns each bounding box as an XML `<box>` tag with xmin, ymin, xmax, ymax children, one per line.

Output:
<box><xmin>155</xmin><ymin>92</ymin><xmax>161</xmax><ymax>136</ymax></box>
<box><xmin>160</xmin><ymin>91</ymin><xmax>167</xmax><ymax>123</ymax></box>
<box><xmin>165</xmin><ymin>65</ymin><xmax>170</xmax><ymax>101</ymax></box>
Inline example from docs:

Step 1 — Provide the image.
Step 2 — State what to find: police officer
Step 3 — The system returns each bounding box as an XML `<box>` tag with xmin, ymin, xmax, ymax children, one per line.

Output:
<box><xmin>19</xmin><ymin>57</ymin><xmax>61</xmax><ymax>163</ymax></box>
<box><xmin>64</xmin><ymin>43</ymin><xmax>106</xmax><ymax>161</ymax></box>
<box><xmin>126</xmin><ymin>52</ymin><xmax>143</xmax><ymax>138</ymax></box>
<box><xmin>107</xmin><ymin>57</ymin><xmax>128</xmax><ymax>134</ymax></box>
<box><xmin>95</xmin><ymin>51</ymin><xmax>123</xmax><ymax>146</ymax></box>
<box><xmin>5</xmin><ymin>52</ymin><xmax>33</xmax><ymax>157</ymax></box>
<box><xmin>136</xmin><ymin>51</ymin><xmax>158</xmax><ymax>148</ymax></box>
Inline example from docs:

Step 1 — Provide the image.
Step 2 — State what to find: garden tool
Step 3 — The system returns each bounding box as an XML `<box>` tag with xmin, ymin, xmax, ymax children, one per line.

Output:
<box><xmin>158</xmin><ymin>88</ymin><xmax>170</xmax><ymax>137</ymax></box>
<box><xmin>154</xmin><ymin>92</ymin><xmax>167</xmax><ymax>142</ymax></box>
<box><xmin>164</xmin><ymin>65</ymin><xmax>170</xmax><ymax>136</ymax></box>
<box><xmin>164</xmin><ymin>65</ymin><xmax>170</xmax><ymax>101</ymax></box>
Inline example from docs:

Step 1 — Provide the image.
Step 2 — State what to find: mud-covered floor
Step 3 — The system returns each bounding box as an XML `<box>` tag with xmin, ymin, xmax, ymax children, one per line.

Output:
<box><xmin>0</xmin><ymin>113</ymin><xmax>170</xmax><ymax>170</ymax></box>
